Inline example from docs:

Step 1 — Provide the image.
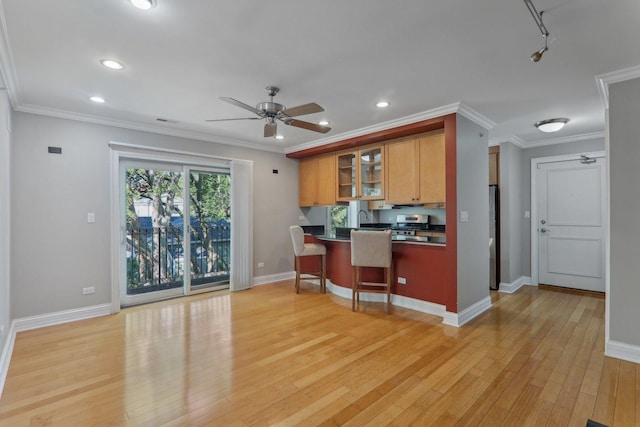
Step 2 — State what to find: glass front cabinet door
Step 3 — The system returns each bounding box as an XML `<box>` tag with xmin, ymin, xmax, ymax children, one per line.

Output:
<box><xmin>359</xmin><ymin>146</ymin><xmax>383</xmax><ymax>200</ymax></box>
<box><xmin>336</xmin><ymin>146</ymin><xmax>384</xmax><ymax>201</ymax></box>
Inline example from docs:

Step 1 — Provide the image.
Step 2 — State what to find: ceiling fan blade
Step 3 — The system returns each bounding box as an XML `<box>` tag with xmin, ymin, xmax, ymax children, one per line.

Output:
<box><xmin>205</xmin><ymin>117</ymin><xmax>260</xmax><ymax>122</ymax></box>
<box><xmin>285</xmin><ymin>119</ymin><xmax>331</xmax><ymax>134</ymax></box>
<box><xmin>282</xmin><ymin>102</ymin><xmax>324</xmax><ymax>117</ymax></box>
<box><xmin>219</xmin><ymin>97</ymin><xmax>264</xmax><ymax>116</ymax></box>
<box><xmin>264</xmin><ymin>121</ymin><xmax>277</xmax><ymax>138</ymax></box>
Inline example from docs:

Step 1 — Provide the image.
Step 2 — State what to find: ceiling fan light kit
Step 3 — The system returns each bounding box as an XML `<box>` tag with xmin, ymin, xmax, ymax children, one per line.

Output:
<box><xmin>524</xmin><ymin>0</ymin><xmax>550</xmax><ymax>62</ymax></box>
<box><xmin>207</xmin><ymin>86</ymin><xmax>331</xmax><ymax>138</ymax></box>
<box><xmin>535</xmin><ymin>118</ymin><xmax>569</xmax><ymax>133</ymax></box>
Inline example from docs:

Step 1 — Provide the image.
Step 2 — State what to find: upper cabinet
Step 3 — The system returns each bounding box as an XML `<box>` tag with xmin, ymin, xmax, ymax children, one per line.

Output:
<box><xmin>299</xmin><ymin>154</ymin><xmax>336</xmax><ymax>207</ymax></box>
<box><xmin>386</xmin><ymin>131</ymin><xmax>445</xmax><ymax>206</ymax></box>
<box><xmin>489</xmin><ymin>145</ymin><xmax>499</xmax><ymax>186</ymax></box>
<box><xmin>336</xmin><ymin>145</ymin><xmax>384</xmax><ymax>201</ymax></box>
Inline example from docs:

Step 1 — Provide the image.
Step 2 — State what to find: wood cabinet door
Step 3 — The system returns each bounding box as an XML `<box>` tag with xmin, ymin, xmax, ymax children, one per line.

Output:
<box><xmin>385</xmin><ymin>138</ymin><xmax>418</xmax><ymax>204</ymax></box>
<box><xmin>316</xmin><ymin>154</ymin><xmax>336</xmax><ymax>205</ymax></box>
<box><xmin>418</xmin><ymin>132</ymin><xmax>446</xmax><ymax>204</ymax></box>
<box><xmin>298</xmin><ymin>157</ymin><xmax>318</xmax><ymax>207</ymax></box>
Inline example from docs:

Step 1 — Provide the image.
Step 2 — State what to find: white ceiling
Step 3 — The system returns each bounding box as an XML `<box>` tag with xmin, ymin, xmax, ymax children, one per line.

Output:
<box><xmin>0</xmin><ymin>0</ymin><xmax>638</xmax><ymax>153</ymax></box>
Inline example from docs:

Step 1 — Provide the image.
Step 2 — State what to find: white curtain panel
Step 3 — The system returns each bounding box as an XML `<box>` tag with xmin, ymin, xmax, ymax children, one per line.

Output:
<box><xmin>230</xmin><ymin>160</ymin><xmax>254</xmax><ymax>291</ymax></box>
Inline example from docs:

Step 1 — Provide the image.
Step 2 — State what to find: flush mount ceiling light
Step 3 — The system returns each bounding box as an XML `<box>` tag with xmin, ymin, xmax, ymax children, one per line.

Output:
<box><xmin>376</xmin><ymin>101</ymin><xmax>389</xmax><ymax>108</ymax></box>
<box><xmin>535</xmin><ymin>118</ymin><xmax>569</xmax><ymax>133</ymax></box>
<box><xmin>318</xmin><ymin>120</ymin><xmax>330</xmax><ymax>126</ymax></box>
<box><xmin>129</xmin><ymin>0</ymin><xmax>156</xmax><ymax>10</ymax></box>
<box><xmin>100</xmin><ymin>59</ymin><xmax>125</xmax><ymax>70</ymax></box>
<box><xmin>524</xmin><ymin>0</ymin><xmax>550</xmax><ymax>62</ymax></box>
<box><xmin>89</xmin><ymin>96</ymin><xmax>106</xmax><ymax>103</ymax></box>
<box><xmin>275</xmin><ymin>135</ymin><xmax>284</xmax><ymax>140</ymax></box>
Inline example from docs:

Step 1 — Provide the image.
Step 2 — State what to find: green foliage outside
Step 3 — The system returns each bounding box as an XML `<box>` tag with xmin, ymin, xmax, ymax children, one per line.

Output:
<box><xmin>330</xmin><ymin>205</ymin><xmax>348</xmax><ymax>234</ymax></box>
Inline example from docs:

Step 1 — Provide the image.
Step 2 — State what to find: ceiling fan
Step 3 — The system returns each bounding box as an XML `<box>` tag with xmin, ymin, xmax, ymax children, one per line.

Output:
<box><xmin>206</xmin><ymin>86</ymin><xmax>331</xmax><ymax>138</ymax></box>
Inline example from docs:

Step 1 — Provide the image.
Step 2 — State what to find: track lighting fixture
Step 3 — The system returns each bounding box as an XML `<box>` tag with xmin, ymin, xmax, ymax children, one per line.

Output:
<box><xmin>524</xmin><ymin>0</ymin><xmax>550</xmax><ymax>62</ymax></box>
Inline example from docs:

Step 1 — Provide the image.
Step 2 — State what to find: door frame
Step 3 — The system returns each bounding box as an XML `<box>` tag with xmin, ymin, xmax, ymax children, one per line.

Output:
<box><xmin>530</xmin><ymin>151</ymin><xmax>606</xmax><ymax>287</ymax></box>
<box><xmin>109</xmin><ymin>142</ymin><xmax>232</xmax><ymax>314</ymax></box>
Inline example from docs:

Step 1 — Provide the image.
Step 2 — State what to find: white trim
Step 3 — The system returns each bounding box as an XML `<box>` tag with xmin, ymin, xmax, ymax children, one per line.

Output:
<box><xmin>442</xmin><ymin>296</ymin><xmax>492</xmax><ymax>327</ymax></box>
<box><xmin>498</xmin><ymin>276</ymin><xmax>532</xmax><ymax>294</ymax></box>
<box><xmin>326</xmin><ymin>281</ymin><xmax>447</xmax><ymax>319</ymax></box>
<box><xmin>0</xmin><ymin>321</ymin><xmax>15</xmax><ymax>398</ymax></box>
<box><xmin>18</xmin><ymin>104</ymin><xmax>284</xmax><ymax>153</ymax></box>
<box><xmin>530</xmin><ymin>151</ymin><xmax>606</xmax><ymax>287</ymax></box>
<box><xmin>488</xmin><ymin>135</ymin><xmax>526</xmax><ymax>149</ymax></box>
<box><xmin>596</xmin><ymin>64</ymin><xmax>640</xmax><ymax>109</ymax></box>
<box><xmin>13</xmin><ymin>304</ymin><xmax>112</xmax><ymax>333</ymax></box>
<box><xmin>253</xmin><ymin>271</ymin><xmax>295</xmax><ymax>286</ymax></box>
<box><xmin>0</xmin><ymin>1</ymin><xmax>20</xmax><ymax>109</ymax></box>
<box><xmin>520</xmin><ymin>131</ymin><xmax>606</xmax><ymax>149</ymax></box>
<box><xmin>286</xmin><ymin>102</ymin><xmax>493</xmax><ymax>155</ymax></box>
<box><xmin>605</xmin><ymin>339</ymin><xmax>640</xmax><ymax>364</ymax></box>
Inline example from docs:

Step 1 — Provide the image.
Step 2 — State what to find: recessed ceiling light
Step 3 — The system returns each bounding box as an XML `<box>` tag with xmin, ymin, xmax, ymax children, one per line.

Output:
<box><xmin>376</xmin><ymin>101</ymin><xmax>390</xmax><ymax>108</ymax></box>
<box><xmin>100</xmin><ymin>59</ymin><xmax>125</xmax><ymax>70</ymax></box>
<box><xmin>129</xmin><ymin>0</ymin><xmax>156</xmax><ymax>10</ymax></box>
<box><xmin>90</xmin><ymin>96</ymin><xmax>106</xmax><ymax>104</ymax></box>
<box><xmin>535</xmin><ymin>118</ymin><xmax>569</xmax><ymax>133</ymax></box>
<box><xmin>318</xmin><ymin>120</ymin><xmax>330</xmax><ymax>126</ymax></box>
<box><xmin>275</xmin><ymin>135</ymin><xmax>284</xmax><ymax>140</ymax></box>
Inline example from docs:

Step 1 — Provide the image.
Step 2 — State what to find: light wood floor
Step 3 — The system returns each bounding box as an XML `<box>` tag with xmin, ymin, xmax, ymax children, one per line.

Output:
<box><xmin>0</xmin><ymin>281</ymin><xmax>635</xmax><ymax>426</ymax></box>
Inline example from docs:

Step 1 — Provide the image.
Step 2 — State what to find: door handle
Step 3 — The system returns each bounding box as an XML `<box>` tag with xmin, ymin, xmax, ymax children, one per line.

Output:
<box><xmin>540</xmin><ymin>228</ymin><xmax>549</xmax><ymax>233</ymax></box>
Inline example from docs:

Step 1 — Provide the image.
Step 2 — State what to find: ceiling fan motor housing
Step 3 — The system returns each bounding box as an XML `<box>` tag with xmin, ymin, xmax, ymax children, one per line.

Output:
<box><xmin>256</xmin><ymin>101</ymin><xmax>286</xmax><ymax>116</ymax></box>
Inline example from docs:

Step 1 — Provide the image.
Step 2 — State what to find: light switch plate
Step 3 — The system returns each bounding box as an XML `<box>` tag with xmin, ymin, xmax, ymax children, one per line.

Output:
<box><xmin>87</xmin><ymin>213</ymin><xmax>96</xmax><ymax>223</ymax></box>
<box><xmin>459</xmin><ymin>211</ymin><xmax>469</xmax><ymax>222</ymax></box>
<box><xmin>524</xmin><ymin>210</ymin><xmax>531</xmax><ymax>219</ymax></box>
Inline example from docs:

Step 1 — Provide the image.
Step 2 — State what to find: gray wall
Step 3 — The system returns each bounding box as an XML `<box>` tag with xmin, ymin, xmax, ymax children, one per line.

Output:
<box><xmin>11</xmin><ymin>112</ymin><xmax>300</xmax><ymax>318</ymax></box>
<box><xmin>0</xmin><ymin>91</ymin><xmax>11</xmax><ymax>351</ymax></box>
<box><xmin>609</xmin><ymin>77</ymin><xmax>640</xmax><ymax>347</ymax></box>
<box><xmin>499</xmin><ymin>142</ymin><xmax>524</xmax><ymax>284</ymax></box>
<box><xmin>519</xmin><ymin>138</ymin><xmax>605</xmax><ymax>278</ymax></box>
<box><xmin>456</xmin><ymin>115</ymin><xmax>490</xmax><ymax>311</ymax></box>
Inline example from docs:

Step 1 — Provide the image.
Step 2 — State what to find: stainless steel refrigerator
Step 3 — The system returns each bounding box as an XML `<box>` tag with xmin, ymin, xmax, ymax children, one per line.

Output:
<box><xmin>489</xmin><ymin>185</ymin><xmax>499</xmax><ymax>290</ymax></box>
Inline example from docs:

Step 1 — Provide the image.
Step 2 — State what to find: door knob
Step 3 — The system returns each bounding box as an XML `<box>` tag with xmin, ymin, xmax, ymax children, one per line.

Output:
<box><xmin>541</xmin><ymin>220</ymin><xmax>546</xmax><ymax>224</ymax></box>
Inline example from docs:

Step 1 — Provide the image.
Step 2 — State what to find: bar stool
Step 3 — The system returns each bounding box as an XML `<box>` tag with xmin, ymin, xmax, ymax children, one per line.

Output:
<box><xmin>289</xmin><ymin>225</ymin><xmax>327</xmax><ymax>294</ymax></box>
<box><xmin>350</xmin><ymin>229</ymin><xmax>393</xmax><ymax>313</ymax></box>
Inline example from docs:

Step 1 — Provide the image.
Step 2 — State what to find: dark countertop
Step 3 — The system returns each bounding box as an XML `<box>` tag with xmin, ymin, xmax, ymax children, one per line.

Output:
<box><xmin>316</xmin><ymin>233</ymin><xmax>446</xmax><ymax>246</ymax></box>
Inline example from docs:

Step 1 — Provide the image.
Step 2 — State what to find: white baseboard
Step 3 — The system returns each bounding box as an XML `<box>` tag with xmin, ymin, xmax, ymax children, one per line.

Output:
<box><xmin>1</xmin><ymin>303</ymin><xmax>111</xmax><ymax>398</ymax></box>
<box><xmin>498</xmin><ymin>276</ymin><xmax>532</xmax><ymax>294</ymax></box>
<box><xmin>252</xmin><ymin>271</ymin><xmax>295</xmax><ymax>286</ymax></box>
<box><xmin>605</xmin><ymin>339</ymin><xmax>640</xmax><ymax>364</ymax></box>
<box><xmin>442</xmin><ymin>296</ymin><xmax>493</xmax><ymax>327</ymax></box>
<box><xmin>13</xmin><ymin>304</ymin><xmax>112</xmax><ymax>332</ymax></box>
<box><xmin>326</xmin><ymin>281</ymin><xmax>447</xmax><ymax>319</ymax></box>
<box><xmin>0</xmin><ymin>322</ymin><xmax>16</xmax><ymax>399</ymax></box>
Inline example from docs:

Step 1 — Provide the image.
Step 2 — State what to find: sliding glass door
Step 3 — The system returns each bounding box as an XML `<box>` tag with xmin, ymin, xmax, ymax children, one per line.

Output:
<box><xmin>120</xmin><ymin>161</ymin><xmax>231</xmax><ymax>307</ymax></box>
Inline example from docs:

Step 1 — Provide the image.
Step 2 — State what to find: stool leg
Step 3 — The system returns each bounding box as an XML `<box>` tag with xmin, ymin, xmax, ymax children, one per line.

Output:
<box><xmin>321</xmin><ymin>253</ymin><xmax>327</xmax><ymax>294</ymax></box>
<box><xmin>297</xmin><ymin>256</ymin><xmax>301</xmax><ymax>293</ymax></box>
<box><xmin>352</xmin><ymin>266</ymin><xmax>357</xmax><ymax>311</ymax></box>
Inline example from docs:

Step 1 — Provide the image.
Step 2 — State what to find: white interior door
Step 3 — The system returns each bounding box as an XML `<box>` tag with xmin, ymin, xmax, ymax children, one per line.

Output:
<box><xmin>537</xmin><ymin>156</ymin><xmax>605</xmax><ymax>292</ymax></box>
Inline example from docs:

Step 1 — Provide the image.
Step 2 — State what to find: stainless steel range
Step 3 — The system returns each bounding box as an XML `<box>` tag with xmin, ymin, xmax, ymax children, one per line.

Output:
<box><xmin>391</xmin><ymin>214</ymin><xmax>430</xmax><ymax>240</ymax></box>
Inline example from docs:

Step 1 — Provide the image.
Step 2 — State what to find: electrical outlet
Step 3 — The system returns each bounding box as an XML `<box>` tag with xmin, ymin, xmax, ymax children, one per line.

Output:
<box><xmin>398</xmin><ymin>277</ymin><xmax>407</xmax><ymax>285</ymax></box>
<box><xmin>298</xmin><ymin>215</ymin><xmax>305</xmax><ymax>221</ymax></box>
<box><xmin>82</xmin><ymin>286</ymin><xmax>95</xmax><ymax>295</ymax></box>
<box><xmin>257</xmin><ymin>262</ymin><xmax>265</xmax><ymax>268</ymax></box>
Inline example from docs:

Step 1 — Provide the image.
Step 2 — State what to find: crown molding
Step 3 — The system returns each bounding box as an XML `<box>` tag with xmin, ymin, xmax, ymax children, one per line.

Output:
<box><xmin>0</xmin><ymin>1</ymin><xmax>20</xmax><ymax>109</ymax></box>
<box><xmin>457</xmin><ymin>102</ymin><xmax>496</xmax><ymax>130</ymax></box>
<box><xmin>488</xmin><ymin>135</ymin><xmax>526</xmax><ymax>149</ymax></box>
<box><xmin>16</xmin><ymin>104</ymin><xmax>284</xmax><ymax>154</ymax></box>
<box><xmin>521</xmin><ymin>131</ymin><xmax>605</xmax><ymax>149</ymax></box>
<box><xmin>285</xmin><ymin>102</ymin><xmax>494</xmax><ymax>155</ymax></box>
<box><xmin>596</xmin><ymin>64</ymin><xmax>640</xmax><ymax>110</ymax></box>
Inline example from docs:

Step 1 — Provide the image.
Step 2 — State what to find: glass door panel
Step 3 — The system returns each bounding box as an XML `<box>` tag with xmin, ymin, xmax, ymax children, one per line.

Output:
<box><xmin>360</xmin><ymin>146</ymin><xmax>383</xmax><ymax>199</ymax></box>
<box><xmin>187</xmin><ymin>170</ymin><xmax>231</xmax><ymax>291</ymax></box>
<box><xmin>337</xmin><ymin>152</ymin><xmax>357</xmax><ymax>200</ymax></box>
<box><xmin>122</xmin><ymin>164</ymin><xmax>185</xmax><ymax>306</ymax></box>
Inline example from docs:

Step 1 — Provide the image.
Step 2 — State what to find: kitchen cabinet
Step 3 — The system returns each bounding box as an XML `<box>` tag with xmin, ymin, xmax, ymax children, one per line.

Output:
<box><xmin>336</xmin><ymin>145</ymin><xmax>384</xmax><ymax>201</ymax></box>
<box><xmin>489</xmin><ymin>145</ymin><xmax>499</xmax><ymax>186</ymax></box>
<box><xmin>385</xmin><ymin>131</ymin><xmax>445</xmax><ymax>205</ymax></box>
<box><xmin>298</xmin><ymin>154</ymin><xmax>336</xmax><ymax>207</ymax></box>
